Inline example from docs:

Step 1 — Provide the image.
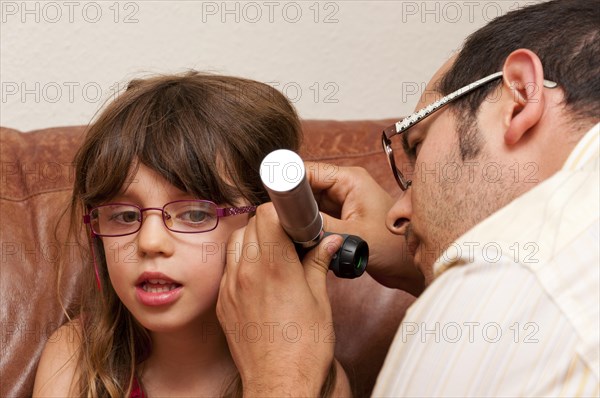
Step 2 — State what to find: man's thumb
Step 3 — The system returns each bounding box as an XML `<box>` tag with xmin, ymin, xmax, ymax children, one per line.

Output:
<box><xmin>303</xmin><ymin>234</ymin><xmax>344</xmax><ymax>294</ymax></box>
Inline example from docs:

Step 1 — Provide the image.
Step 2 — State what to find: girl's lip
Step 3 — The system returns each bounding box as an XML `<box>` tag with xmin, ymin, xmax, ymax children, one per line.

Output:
<box><xmin>135</xmin><ymin>271</ymin><xmax>183</xmax><ymax>307</ymax></box>
<box><xmin>135</xmin><ymin>271</ymin><xmax>180</xmax><ymax>286</ymax></box>
<box><xmin>136</xmin><ymin>284</ymin><xmax>183</xmax><ymax>307</ymax></box>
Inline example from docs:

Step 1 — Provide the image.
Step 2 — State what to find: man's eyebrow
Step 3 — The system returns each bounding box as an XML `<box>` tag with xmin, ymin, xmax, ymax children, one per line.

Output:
<box><xmin>398</xmin><ymin>87</ymin><xmax>444</xmax><ymax>157</ymax></box>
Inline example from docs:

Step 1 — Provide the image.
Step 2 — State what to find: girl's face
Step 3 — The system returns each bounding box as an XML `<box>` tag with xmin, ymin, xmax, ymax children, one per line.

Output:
<box><xmin>100</xmin><ymin>163</ymin><xmax>250</xmax><ymax>333</ymax></box>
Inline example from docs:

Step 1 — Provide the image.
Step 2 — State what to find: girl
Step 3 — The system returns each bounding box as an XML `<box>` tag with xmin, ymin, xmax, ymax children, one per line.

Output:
<box><xmin>32</xmin><ymin>72</ymin><xmax>347</xmax><ymax>397</ymax></box>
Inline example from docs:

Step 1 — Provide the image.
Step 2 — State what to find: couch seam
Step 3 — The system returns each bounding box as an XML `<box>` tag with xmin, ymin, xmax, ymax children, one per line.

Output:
<box><xmin>303</xmin><ymin>151</ymin><xmax>380</xmax><ymax>161</ymax></box>
<box><xmin>0</xmin><ymin>187</ymin><xmax>72</xmax><ymax>202</ymax></box>
<box><xmin>0</xmin><ymin>153</ymin><xmax>382</xmax><ymax>201</ymax></box>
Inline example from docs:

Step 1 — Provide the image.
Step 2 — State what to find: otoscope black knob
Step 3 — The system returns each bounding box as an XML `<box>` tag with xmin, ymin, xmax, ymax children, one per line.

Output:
<box><xmin>324</xmin><ymin>232</ymin><xmax>368</xmax><ymax>278</ymax></box>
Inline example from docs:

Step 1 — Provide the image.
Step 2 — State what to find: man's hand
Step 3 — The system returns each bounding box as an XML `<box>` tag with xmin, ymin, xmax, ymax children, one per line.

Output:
<box><xmin>306</xmin><ymin>162</ymin><xmax>424</xmax><ymax>295</ymax></box>
<box><xmin>217</xmin><ymin>204</ymin><xmax>344</xmax><ymax>396</ymax></box>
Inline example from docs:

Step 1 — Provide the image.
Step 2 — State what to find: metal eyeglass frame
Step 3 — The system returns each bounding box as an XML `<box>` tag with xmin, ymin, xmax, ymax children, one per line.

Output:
<box><xmin>83</xmin><ymin>199</ymin><xmax>256</xmax><ymax>237</ymax></box>
<box><xmin>381</xmin><ymin>71</ymin><xmax>558</xmax><ymax>191</ymax></box>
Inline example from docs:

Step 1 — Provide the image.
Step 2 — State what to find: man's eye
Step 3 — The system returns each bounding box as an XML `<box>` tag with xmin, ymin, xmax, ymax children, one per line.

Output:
<box><xmin>414</xmin><ymin>141</ymin><xmax>422</xmax><ymax>157</ymax></box>
<box><xmin>407</xmin><ymin>140</ymin><xmax>422</xmax><ymax>160</ymax></box>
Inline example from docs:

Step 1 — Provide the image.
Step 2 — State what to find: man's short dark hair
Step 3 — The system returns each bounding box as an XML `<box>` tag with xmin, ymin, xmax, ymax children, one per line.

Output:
<box><xmin>440</xmin><ymin>0</ymin><xmax>599</xmax><ymax>127</ymax></box>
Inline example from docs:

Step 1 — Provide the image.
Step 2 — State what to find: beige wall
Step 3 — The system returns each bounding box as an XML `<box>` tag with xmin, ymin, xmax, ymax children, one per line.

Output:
<box><xmin>1</xmin><ymin>0</ymin><xmax>541</xmax><ymax>131</ymax></box>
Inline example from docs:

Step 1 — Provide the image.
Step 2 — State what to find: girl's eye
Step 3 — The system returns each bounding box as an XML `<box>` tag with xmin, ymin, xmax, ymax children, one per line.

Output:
<box><xmin>110</xmin><ymin>210</ymin><xmax>139</xmax><ymax>224</ymax></box>
<box><xmin>179</xmin><ymin>210</ymin><xmax>210</xmax><ymax>224</ymax></box>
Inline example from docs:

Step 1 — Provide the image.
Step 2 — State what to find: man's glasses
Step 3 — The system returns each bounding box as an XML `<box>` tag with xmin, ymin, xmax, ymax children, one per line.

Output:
<box><xmin>382</xmin><ymin>71</ymin><xmax>558</xmax><ymax>190</ymax></box>
<box><xmin>83</xmin><ymin>200</ymin><xmax>256</xmax><ymax>237</ymax></box>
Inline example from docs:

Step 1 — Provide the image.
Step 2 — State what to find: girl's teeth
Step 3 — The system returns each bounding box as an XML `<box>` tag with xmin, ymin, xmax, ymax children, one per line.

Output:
<box><xmin>148</xmin><ymin>279</ymin><xmax>169</xmax><ymax>285</ymax></box>
<box><xmin>143</xmin><ymin>284</ymin><xmax>178</xmax><ymax>293</ymax></box>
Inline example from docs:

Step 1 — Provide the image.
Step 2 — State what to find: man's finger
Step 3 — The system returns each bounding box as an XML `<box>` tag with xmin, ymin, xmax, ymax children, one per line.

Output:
<box><xmin>302</xmin><ymin>234</ymin><xmax>343</xmax><ymax>296</ymax></box>
<box><xmin>225</xmin><ymin>225</ymin><xmax>246</xmax><ymax>274</ymax></box>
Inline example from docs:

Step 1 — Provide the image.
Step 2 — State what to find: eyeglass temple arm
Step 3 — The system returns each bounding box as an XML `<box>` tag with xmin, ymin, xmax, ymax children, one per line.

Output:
<box><xmin>385</xmin><ymin>72</ymin><xmax>558</xmax><ymax>139</ymax></box>
<box><xmin>218</xmin><ymin>206</ymin><xmax>257</xmax><ymax>217</ymax></box>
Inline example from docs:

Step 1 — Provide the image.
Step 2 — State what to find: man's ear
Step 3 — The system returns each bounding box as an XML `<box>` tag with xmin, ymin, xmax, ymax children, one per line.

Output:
<box><xmin>502</xmin><ymin>49</ymin><xmax>546</xmax><ymax>145</ymax></box>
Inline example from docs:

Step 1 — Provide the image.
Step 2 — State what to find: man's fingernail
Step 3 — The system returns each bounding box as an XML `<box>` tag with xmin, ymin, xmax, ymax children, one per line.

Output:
<box><xmin>325</xmin><ymin>235</ymin><xmax>343</xmax><ymax>255</ymax></box>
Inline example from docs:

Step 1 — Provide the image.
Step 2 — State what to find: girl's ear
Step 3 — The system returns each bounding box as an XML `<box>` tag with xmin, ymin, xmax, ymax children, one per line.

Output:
<box><xmin>501</xmin><ymin>49</ymin><xmax>547</xmax><ymax>145</ymax></box>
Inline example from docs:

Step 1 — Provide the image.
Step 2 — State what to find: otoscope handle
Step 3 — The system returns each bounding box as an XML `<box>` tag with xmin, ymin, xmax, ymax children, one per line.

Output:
<box><xmin>259</xmin><ymin>149</ymin><xmax>368</xmax><ymax>279</ymax></box>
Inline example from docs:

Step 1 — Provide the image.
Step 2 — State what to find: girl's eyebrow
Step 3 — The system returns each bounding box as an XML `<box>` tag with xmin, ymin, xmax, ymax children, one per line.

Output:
<box><xmin>111</xmin><ymin>189</ymin><xmax>199</xmax><ymax>205</ymax></box>
<box><xmin>110</xmin><ymin>187</ymin><xmax>144</xmax><ymax>203</ymax></box>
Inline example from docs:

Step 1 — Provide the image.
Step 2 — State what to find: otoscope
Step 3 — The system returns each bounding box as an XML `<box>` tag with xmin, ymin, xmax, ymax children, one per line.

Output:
<box><xmin>259</xmin><ymin>149</ymin><xmax>368</xmax><ymax>279</ymax></box>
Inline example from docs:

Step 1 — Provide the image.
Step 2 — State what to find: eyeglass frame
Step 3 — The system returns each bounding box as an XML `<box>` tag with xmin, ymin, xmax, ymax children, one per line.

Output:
<box><xmin>382</xmin><ymin>71</ymin><xmax>558</xmax><ymax>191</ymax></box>
<box><xmin>83</xmin><ymin>199</ymin><xmax>256</xmax><ymax>237</ymax></box>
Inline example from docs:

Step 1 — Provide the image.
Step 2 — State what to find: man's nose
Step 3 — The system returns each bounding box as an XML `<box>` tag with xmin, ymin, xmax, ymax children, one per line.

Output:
<box><xmin>386</xmin><ymin>188</ymin><xmax>412</xmax><ymax>235</ymax></box>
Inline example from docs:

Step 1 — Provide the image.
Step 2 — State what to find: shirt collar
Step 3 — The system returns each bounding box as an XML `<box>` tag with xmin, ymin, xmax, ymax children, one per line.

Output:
<box><xmin>561</xmin><ymin>122</ymin><xmax>599</xmax><ymax>171</ymax></box>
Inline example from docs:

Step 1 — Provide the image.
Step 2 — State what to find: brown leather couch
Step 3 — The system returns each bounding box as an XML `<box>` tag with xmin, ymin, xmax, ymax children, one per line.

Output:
<box><xmin>0</xmin><ymin>120</ymin><xmax>415</xmax><ymax>397</ymax></box>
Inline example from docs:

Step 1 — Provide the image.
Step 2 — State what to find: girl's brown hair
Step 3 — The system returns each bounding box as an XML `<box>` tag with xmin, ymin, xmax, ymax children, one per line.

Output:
<box><xmin>66</xmin><ymin>71</ymin><xmax>301</xmax><ymax>396</ymax></box>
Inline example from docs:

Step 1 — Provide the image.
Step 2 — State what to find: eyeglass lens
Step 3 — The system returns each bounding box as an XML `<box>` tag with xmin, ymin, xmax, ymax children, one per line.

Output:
<box><xmin>90</xmin><ymin>201</ymin><xmax>219</xmax><ymax>236</ymax></box>
<box><xmin>383</xmin><ymin>135</ymin><xmax>412</xmax><ymax>191</ymax></box>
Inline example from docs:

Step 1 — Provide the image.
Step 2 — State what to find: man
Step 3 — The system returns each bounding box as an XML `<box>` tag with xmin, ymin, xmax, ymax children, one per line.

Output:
<box><xmin>217</xmin><ymin>0</ymin><xmax>599</xmax><ymax>395</ymax></box>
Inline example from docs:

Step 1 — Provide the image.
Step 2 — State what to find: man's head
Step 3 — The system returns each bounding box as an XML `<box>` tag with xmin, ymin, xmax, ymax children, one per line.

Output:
<box><xmin>441</xmin><ymin>0</ymin><xmax>599</xmax><ymax>160</ymax></box>
<box><xmin>385</xmin><ymin>0</ymin><xmax>600</xmax><ymax>283</ymax></box>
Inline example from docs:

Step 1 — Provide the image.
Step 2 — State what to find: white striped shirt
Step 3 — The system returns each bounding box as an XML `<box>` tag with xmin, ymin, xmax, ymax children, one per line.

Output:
<box><xmin>373</xmin><ymin>123</ymin><xmax>600</xmax><ymax>397</ymax></box>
